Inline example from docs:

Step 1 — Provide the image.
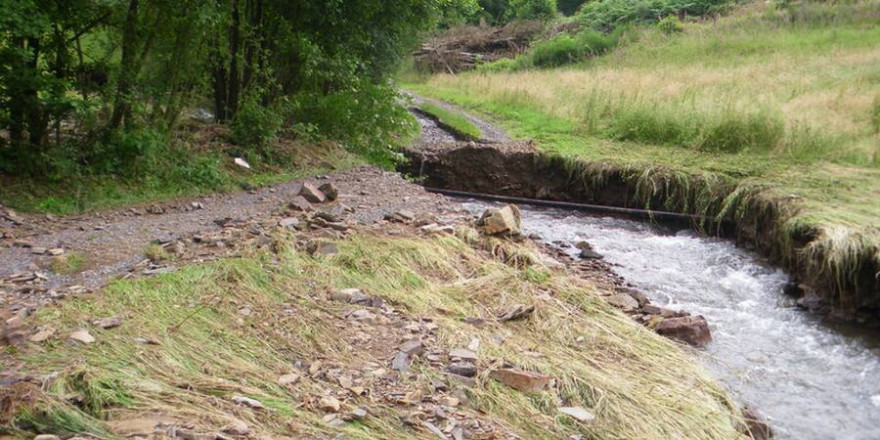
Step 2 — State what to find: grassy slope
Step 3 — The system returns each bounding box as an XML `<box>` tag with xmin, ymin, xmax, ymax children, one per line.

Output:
<box><xmin>406</xmin><ymin>1</ymin><xmax>880</xmax><ymax>302</ymax></box>
<box><xmin>3</xmin><ymin>229</ymin><xmax>747</xmax><ymax>439</ymax></box>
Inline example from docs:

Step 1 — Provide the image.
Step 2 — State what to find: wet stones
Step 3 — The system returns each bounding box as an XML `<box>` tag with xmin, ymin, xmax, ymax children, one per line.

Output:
<box><xmin>654</xmin><ymin>315</ymin><xmax>712</xmax><ymax>347</ymax></box>
<box><xmin>477</xmin><ymin>204</ymin><xmax>522</xmax><ymax>236</ymax></box>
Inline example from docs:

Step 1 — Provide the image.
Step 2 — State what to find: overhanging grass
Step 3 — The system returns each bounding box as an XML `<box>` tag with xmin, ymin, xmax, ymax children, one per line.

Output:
<box><xmin>6</xmin><ymin>230</ymin><xmax>748</xmax><ymax>439</ymax></box>
<box><xmin>417</xmin><ymin>103</ymin><xmax>482</xmax><ymax>140</ymax></box>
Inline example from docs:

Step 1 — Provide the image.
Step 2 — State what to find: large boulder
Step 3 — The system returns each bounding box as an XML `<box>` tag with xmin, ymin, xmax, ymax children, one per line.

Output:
<box><xmin>478</xmin><ymin>204</ymin><xmax>522</xmax><ymax>236</ymax></box>
<box><xmin>655</xmin><ymin>315</ymin><xmax>711</xmax><ymax>347</ymax></box>
<box><xmin>299</xmin><ymin>183</ymin><xmax>326</xmax><ymax>204</ymax></box>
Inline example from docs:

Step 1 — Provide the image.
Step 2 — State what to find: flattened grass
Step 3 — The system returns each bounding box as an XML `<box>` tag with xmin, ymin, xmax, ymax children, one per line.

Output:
<box><xmin>7</xmin><ymin>230</ymin><xmax>748</xmax><ymax>439</ymax></box>
<box><xmin>417</xmin><ymin>103</ymin><xmax>482</xmax><ymax>140</ymax></box>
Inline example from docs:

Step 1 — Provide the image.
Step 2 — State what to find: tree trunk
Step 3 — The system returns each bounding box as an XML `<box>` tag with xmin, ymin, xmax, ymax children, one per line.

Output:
<box><xmin>110</xmin><ymin>0</ymin><xmax>140</xmax><ymax>131</ymax></box>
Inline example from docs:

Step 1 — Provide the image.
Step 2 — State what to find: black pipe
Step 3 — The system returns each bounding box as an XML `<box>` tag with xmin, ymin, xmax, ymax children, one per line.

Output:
<box><xmin>425</xmin><ymin>187</ymin><xmax>726</xmax><ymax>226</ymax></box>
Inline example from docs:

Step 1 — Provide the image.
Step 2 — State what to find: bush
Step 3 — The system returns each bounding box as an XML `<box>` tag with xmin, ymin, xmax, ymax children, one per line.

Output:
<box><xmin>231</xmin><ymin>99</ymin><xmax>284</xmax><ymax>157</ymax></box>
<box><xmin>608</xmin><ymin>107</ymin><xmax>693</xmax><ymax>145</ymax></box>
<box><xmin>519</xmin><ymin>28</ymin><xmax>620</xmax><ymax>68</ymax></box>
<box><xmin>579</xmin><ymin>0</ymin><xmax>729</xmax><ymax>32</ymax></box>
<box><xmin>506</xmin><ymin>0</ymin><xmax>558</xmax><ymax>20</ymax></box>
<box><xmin>699</xmin><ymin>112</ymin><xmax>784</xmax><ymax>153</ymax></box>
<box><xmin>870</xmin><ymin>95</ymin><xmax>880</xmax><ymax>134</ymax></box>
<box><xmin>477</xmin><ymin>57</ymin><xmax>518</xmax><ymax>73</ymax></box>
<box><xmin>657</xmin><ymin>15</ymin><xmax>684</xmax><ymax>34</ymax></box>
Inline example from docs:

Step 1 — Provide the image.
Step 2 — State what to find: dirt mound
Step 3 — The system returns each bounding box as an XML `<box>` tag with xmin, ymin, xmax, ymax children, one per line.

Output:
<box><xmin>413</xmin><ymin>21</ymin><xmax>544</xmax><ymax>73</ymax></box>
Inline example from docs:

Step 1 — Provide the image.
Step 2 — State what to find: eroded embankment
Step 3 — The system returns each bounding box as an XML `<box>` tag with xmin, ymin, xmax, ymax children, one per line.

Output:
<box><xmin>400</xmin><ymin>142</ymin><xmax>880</xmax><ymax>326</ymax></box>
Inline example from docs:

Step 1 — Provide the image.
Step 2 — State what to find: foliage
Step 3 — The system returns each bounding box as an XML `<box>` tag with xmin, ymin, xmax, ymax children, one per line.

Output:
<box><xmin>657</xmin><ymin>15</ymin><xmax>684</xmax><ymax>34</ymax></box>
<box><xmin>558</xmin><ymin>0</ymin><xmax>588</xmax><ymax>15</ymax></box>
<box><xmin>232</xmin><ymin>99</ymin><xmax>284</xmax><ymax>159</ymax></box>
<box><xmin>418</xmin><ymin>103</ymin><xmax>482</xmax><ymax>140</ymax></box>
<box><xmin>507</xmin><ymin>0</ymin><xmax>559</xmax><ymax>20</ymax></box>
<box><xmin>480</xmin><ymin>28</ymin><xmax>621</xmax><ymax>70</ymax></box>
<box><xmin>578</xmin><ymin>0</ymin><xmax>731</xmax><ymax>32</ymax></box>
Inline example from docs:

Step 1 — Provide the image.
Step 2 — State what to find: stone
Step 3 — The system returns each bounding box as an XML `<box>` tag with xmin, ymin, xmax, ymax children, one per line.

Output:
<box><xmin>232</xmin><ymin>394</ymin><xmax>264</xmax><ymax>409</ymax></box>
<box><xmin>399</xmin><ymin>339</ymin><xmax>425</xmax><ymax>356</ymax></box>
<box><xmin>391</xmin><ymin>351</ymin><xmax>411</xmax><ymax>372</ymax></box>
<box><xmin>31</xmin><ymin>247</ymin><xmax>48</xmax><ymax>255</ymax></box>
<box><xmin>92</xmin><ymin>316</ymin><xmax>123</xmax><ymax>329</ymax></box>
<box><xmin>423</xmin><ymin>422</ymin><xmax>447</xmax><ymax>440</ymax></box>
<box><xmin>489</xmin><ymin>368</ymin><xmax>551</xmax><ymax>392</ymax></box>
<box><xmin>318</xmin><ymin>183</ymin><xmax>339</xmax><ymax>201</ymax></box>
<box><xmin>279</xmin><ymin>217</ymin><xmax>301</xmax><ymax>229</ymax></box>
<box><xmin>288</xmin><ymin>196</ymin><xmax>313</xmax><ymax>212</ymax></box>
<box><xmin>299</xmin><ymin>183</ymin><xmax>326</xmax><ymax>203</ymax></box>
<box><xmin>449</xmin><ymin>348</ymin><xmax>478</xmax><ymax>362</ymax></box>
<box><xmin>498</xmin><ymin>304</ymin><xmax>535</xmax><ymax>322</ymax></box>
<box><xmin>447</xmin><ymin>361</ymin><xmax>477</xmax><ymax>377</ymax></box>
<box><xmin>605</xmin><ymin>293</ymin><xmax>639</xmax><ymax>312</ymax></box>
<box><xmin>439</xmin><ymin>396</ymin><xmax>460</xmax><ymax>407</ymax></box>
<box><xmin>642</xmin><ymin>305</ymin><xmax>680</xmax><ymax>317</ymax></box>
<box><xmin>307</xmin><ymin>240</ymin><xmax>338</xmax><ymax>256</ymax></box>
<box><xmin>558</xmin><ymin>406</ymin><xmax>595</xmax><ymax>423</ymax></box>
<box><xmin>220</xmin><ymin>419</ymin><xmax>250</xmax><ymax>436</ymax></box>
<box><xmin>348</xmin><ymin>309</ymin><xmax>376</xmax><ymax>323</ymax></box>
<box><xmin>29</xmin><ymin>327</ymin><xmax>56</xmax><ymax>343</ymax></box>
<box><xmin>478</xmin><ymin>204</ymin><xmax>522</xmax><ymax>236</ymax></box>
<box><xmin>234</xmin><ymin>157</ymin><xmax>251</xmax><ymax>169</ymax></box>
<box><xmin>277</xmin><ymin>372</ymin><xmax>301</xmax><ymax>386</ymax></box>
<box><xmin>655</xmin><ymin>315</ymin><xmax>712</xmax><ymax>347</ymax></box>
<box><xmin>331</xmin><ymin>288</ymin><xmax>368</xmax><ymax>304</ymax></box>
<box><xmin>34</xmin><ymin>436</ymin><xmax>60</xmax><ymax>440</ymax></box>
<box><xmin>319</xmin><ymin>396</ymin><xmax>341</xmax><ymax>413</ymax></box>
<box><xmin>68</xmin><ymin>329</ymin><xmax>95</xmax><ymax>344</ymax></box>
<box><xmin>349</xmin><ymin>407</ymin><xmax>368</xmax><ymax>421</ymax></box>
<box><xmin>13</xmin><ymin>240</ymin><xmax>33</xmax><ymax>248</ymax></box>
<box><xmin>578</xmin><ymin>248</ymin><xmax>603</xmax><ymax>260</ymax></box>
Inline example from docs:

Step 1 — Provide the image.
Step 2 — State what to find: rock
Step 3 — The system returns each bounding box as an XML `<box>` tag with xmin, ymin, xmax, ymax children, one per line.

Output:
<box><xmin>624</xmin><ymin>289</ymin><xmax>650</xmax><ymax>307</ymax></box>
<box><xmin>29</xmin><ymin>327</ymin><xmax>56</xmax><ymax>343</ymax></box>
<box><xmin>449</xmin><ymin>348</ymin><xmax>478</xmax><ymax>362</ymax></box>
<box><xmin>498</xmin><ymin>304</ymin><xmax>535</xmax><ymax>322</ymax></box>
<box><xmin>234</xmin><ymin>157</ymin><xmax>251</xmax><ymax>169</ymax></box>
<box><xmin>13</xmin><ymin>240</ymin><xmax>33</xmax><ymax>248</ymax></box>
<box><xmin>288</xmin><ymin>196</ymin><xmax>313</xmax><ymax>212</ymax></box>
<box><xmin>220</xmin><ymin>419</ymin><xmax>250</xmax><ymax>436</ymax></box>
<box><xmin>391</xmin><ymin>351</ymin><xmax>411</xmax><ymax>372</ymax></box>
<box><xmin>279</xmin><ymin>217</ymin><xmax>301</xmax><ymax>229</ymax></box>
<box><xmin>307</xmin><ymin>240</ymin><xmax>338</xmax><ymax>256</ymax></box>
<box><xmin>447</xmin><ymin>361</ymin><xmax>477</xmax><ymax>377</ymax></box>
<box><xmin>190</xmin><ymin>201</ymin><xmax>204</xmax><ymax>210</ymax></box>
<box><xmin>605</xmin><ymin>293</ymin><xmax>639</xmax><ymax>312</ymax></box>
<box><xmin>489</xmin><ymin>368</ymin><xmax>551</xmax><ymax>392</ymax></box>
<box><xmin>478</xmin><ymin>204</ymin><xmax>522</xmax><ymax>236</ymax></box>
<box><xmin>92</xmin><ymin>316</ymin><xmax>123</xmax><ymax>329</ymax></box>
<box><xmin>319</xmin><ymin>396</ymin><xmax>341</xmax><ymax>413</ymax></box>
<box><xmin>146</xmin><ymin>205</ymin><xmax>165</xmax><ymax>215</ymax></box>
<box><xmin>796</xmin><ymin>293</ymin><xmax>830</xmax><ymax>314</ymax></box>
<box><xmin>31</xmin><ymin>247</ymin><xmax>47</xmax><ymax>255</ymax></box>
<box><xmin>277</xmin><ymin>372</ymin><xmax>301</xmax><ymax>386</ymax></box>
<box><xmin>318</xmin><ymin>183</ymin><xmax>338</xmax><ymax>201</ymax></box>
<box><xmin>439</xmin><ymin>396</ymin><xmax>460</xmax><ymax>407</ymax></box>
<box><xmin>386</xmin><ymin>210</ymin><xmax>416</xmax><ymax>223</ymax></box>
<box><xmin>655</xmin><ymin>315</ymin><xmax>712</xmax><ymax>347</ymax></box>
<box><xmin>642</xmin><ymin>305</ymin><xmax>680</xmax><ymax>317</ymax></box>
<box><xmin>68</xmin><ymin>329</ymin><xmax>95</xmax><ymax>344</ymax></box>
<box><xmin>558</xmin><ymin>406</ymin><xmax>595</xmax><ymax>423</ymax></box>
<box><xmin>578</xmin><ymin>248</ymin><xmax>603</xmax><ymax>260</ymax></box>
<box><xmin>348</xmin><ymin>309</ymin><xmax>376</xmax><ymax>323</ymax></box>
<box><xmin>331</xmin><ymin>288</ymin><xmax>368</xmax><ymax>304</ymax></box>
<box><xmin>740</xmin><ymin>406</ymin><xmax>773</xmax><ymax>440</ymax></box>
<box><xmin>231</xmin><ymin>394</ymin><xmax>264</xmax><ymax>409</ymax></box>
<box><xmin>299</xmin><ymin>183</ymin><xmax>326</xmax><ymax>203</ymax></box>
<box><xmin>399</xmin><ymin>339</ymin><xmax>425</xmax><ymax>356</ymax></box>
<box><xmin>34</xmin><ymin>435</ymin><xmax>60</xmax><ymax>440</ymax></box>
<box><xmin>349</xmin><ymin>407</ymin><xmax>369</xmax><ymax>421</ymax></box>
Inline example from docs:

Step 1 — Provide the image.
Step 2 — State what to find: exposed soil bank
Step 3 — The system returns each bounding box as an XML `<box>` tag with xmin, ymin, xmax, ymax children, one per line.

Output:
<box><xmin>399</xmin><ymin>141</ymin><xmax>880</xmax><ymax>327</ymax></box>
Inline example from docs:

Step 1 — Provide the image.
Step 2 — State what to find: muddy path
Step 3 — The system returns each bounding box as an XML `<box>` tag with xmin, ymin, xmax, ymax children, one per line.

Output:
<box><xmin>0</xmin><ymin>167</ymin><xmax>471</xmax><ymax>317</ymax></box>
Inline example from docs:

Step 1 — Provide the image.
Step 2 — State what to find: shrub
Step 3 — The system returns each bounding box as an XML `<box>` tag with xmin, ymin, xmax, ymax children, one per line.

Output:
<box><xmin>477</xmin><ymin>57</ymin><xmax>518</xmax><ymax>73</ymax></box>
<box><xmin>579</xmin><ymin>0</ymin><xmax>730</xmax><ymax>32</ymax></box>
<box><xmin>870</xmin><ymin>95</ymin><xmax>880</xmax><ymax>134</ymax></box>
<box><xmin>608</xmin><ymin>106</ymin><xmax>693</xmax><ymax>145</ymax></box>
<box><xmin>657</xmin><ymin>15</ymin><xmax>684</xmax><ymax>34</ymax></box>
<box><xmin>699</xmin><ymin>112</ymin><xmax>784</xmax><ymax>153</ymax></box>
<box><xmin>506</xmin><ymin>0</ymin><xmax>558</xmax><ymax>21</ymax></box>
<box><xmin>231</xmin><ymin>99</ymin><xmax>284</xmax><ymax>157</ymax></box>
<box><xmin>520</xmin><ymin>28</ymin><xmax>619</xmax><ymax>68</ymax></box>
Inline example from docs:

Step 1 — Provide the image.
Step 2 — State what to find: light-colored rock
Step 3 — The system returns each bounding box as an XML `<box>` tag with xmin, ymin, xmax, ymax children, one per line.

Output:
<box><xmin>449</xmin><ymin>348</ymin><xmax>478</xmax><ymax>362</ymax></box>
<box><xmin>232</xmin><ymin>394</ymin><xmax>264</xmax><ymax>409</ymax></box>
<box><xmin>277</xmin><ymin>372</ymin><xmax>301</xmax><ymax>386</ymax></box>
<box><xmin>29</xmin><ymin>327</ymin><xmax>56</xmax><ymax>343</ymax></box>
<box><xmin>399</xmin><ymin>339</ymin><xmax>424</xmax><ymax>356</ymax></box>
<box><xmin>92</xmin><ymin>316</ymin><xmax>123</xmax><ymax>329</ymax></box>
<box><xmin>319</xmin><ymin>396</ymin><xmax>341</xmax><ymax>413</ymax></box>
<box><xmin>605</xmin><ymin>293</ymin><xmax>639</xmax><ymax>312</ymax></box>
<box><xmin>478</xmin><ymin>204</ymin><xmax>522</xmax><ymax>236</ymax></box>
<box><xmin>299</xmin><ymin>183</ymin><xmax>326</xmax><ymax>203</ymax></box>
<box><xmin>234</xmin><ymin>157</ymin><xmax>251</xmax><ymax>169</ymax></box>
<box><xmin>288</xmin><ymin>196</ymin><xmax>313</xmax><ymax>212</ymax></box>
<box><xmin>318</xmin><ymin>182</ymin><xmax>338</xmax><ymax>201</ymax></box>
<box><xmin>68</xmin><ymin>329</ymin><xmax>95</xmax><ymax>344</ymax></box>
<box><xmin>34</xmin><ymin>435</ymin><xmax>60</xmax><ymax>440</ymax></box>
<box><xmin>489</xmin><ymin>368</ymin><xmax>551</xmax><ymax>392</ymax></box>
<box><xmin>220</xmin><ymin>419</ymin><xmax>250</xmax><ymax>436</ymax></box>
<box><xmin>559</xmin><ymin>406</ymin><xmax>595</xmax><ymax>423</ymax></box>
<box><xmin>279</xmin><ymin>217</ymin><xmax>301</xmax><ymax>229</ymax></box>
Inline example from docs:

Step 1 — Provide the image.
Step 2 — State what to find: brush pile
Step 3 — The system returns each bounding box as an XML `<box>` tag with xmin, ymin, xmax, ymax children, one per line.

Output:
<box><xmin>414</xmin><ymin>21</ymin><xmax>544</xmax><ymax>73</ymax></box>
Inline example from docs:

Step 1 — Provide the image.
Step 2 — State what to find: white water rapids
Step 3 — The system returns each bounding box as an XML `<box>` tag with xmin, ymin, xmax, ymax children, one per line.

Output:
<box><xmin>462</xmin><ymin>201</ymin><xmax>880</xmax><ymax>440</ymax></box>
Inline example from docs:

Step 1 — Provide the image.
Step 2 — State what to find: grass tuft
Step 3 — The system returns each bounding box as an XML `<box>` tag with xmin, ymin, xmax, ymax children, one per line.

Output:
<box><xmin>417</xmin><ymin>103</ymin><xmax>482</xmax><ymax>140</ymax></box>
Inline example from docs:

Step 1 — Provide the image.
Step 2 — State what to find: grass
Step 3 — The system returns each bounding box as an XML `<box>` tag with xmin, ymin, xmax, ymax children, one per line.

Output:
<box><xmin>405</xmin><ymin>0</ymin><xmax>880</xmax><ymax>310</ymax></box>
<box><xmin>49</xmin><ymin>252</ymin><xmax>90</xmax><ymax>275</ymax></box>
<box><xmin>417</xmin><ymin>103</ymin><xmax>482</xmax><ymax>140</ymax></box>
<box><xmin>3</xmin><ymin>228</ymin><xmax>749</xmax><ymax>439</ymax></box>
<box><xmin>143</xmin><ymin>244</ymin><xmax>171</xmax><ymax>263</ymax></box>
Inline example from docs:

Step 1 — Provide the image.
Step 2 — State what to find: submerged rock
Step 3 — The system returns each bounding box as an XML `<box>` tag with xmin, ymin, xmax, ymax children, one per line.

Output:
<box><xmin>654</xmin><ymin>315</ymin><xmax>711</xmax><ymax>347</ymax></box>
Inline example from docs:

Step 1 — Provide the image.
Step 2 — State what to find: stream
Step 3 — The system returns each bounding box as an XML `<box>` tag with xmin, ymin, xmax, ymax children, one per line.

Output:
<box><xmin>462</xmin><ymin>200</ymin><xmax>880</xmax><ymax>440</ymax></box>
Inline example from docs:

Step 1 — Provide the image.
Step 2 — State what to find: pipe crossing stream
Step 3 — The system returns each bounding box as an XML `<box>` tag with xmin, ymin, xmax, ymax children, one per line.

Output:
<box><xmin>460</xmin><ymin>199</ymin><xmax>880</xmax><ymax>440</ymax></box>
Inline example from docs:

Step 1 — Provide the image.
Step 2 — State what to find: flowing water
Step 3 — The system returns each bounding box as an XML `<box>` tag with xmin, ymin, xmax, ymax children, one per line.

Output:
<box><xmin>462</xmin><ymin>200</ymin><xmax>880</xmax><ymax>440</ymax></box>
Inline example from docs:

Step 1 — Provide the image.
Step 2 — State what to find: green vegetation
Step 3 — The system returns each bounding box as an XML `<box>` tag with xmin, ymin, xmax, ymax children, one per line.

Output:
<box><xmin>4</xmin><ymin>229</ymin><xmax>747</xmax><ymax>439</ymax></box>
<box><xmin>408</xmin><ymin>0</ymin><xmax>880</xmax><ymax>308</ymax></box>
<box><xmin>49</xmin><ymin>252</ymin><xmax>90</xmax><ymax>275</ymax></box>
<box><xmin>418</xmin><ymin>103</ymin><xmax>482</xmax><ymax>140</ymax></box>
